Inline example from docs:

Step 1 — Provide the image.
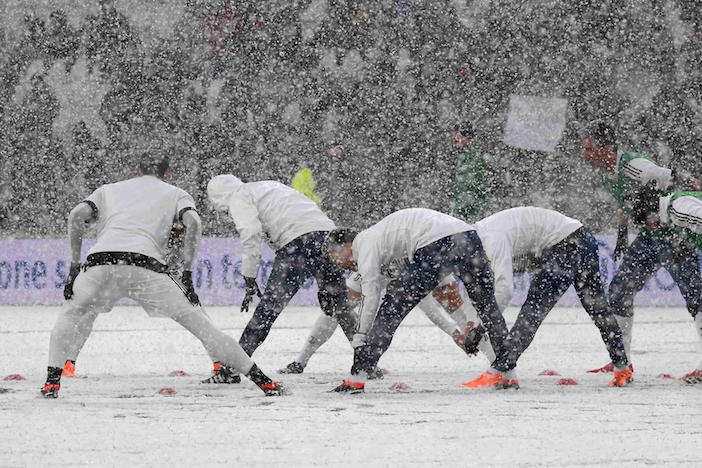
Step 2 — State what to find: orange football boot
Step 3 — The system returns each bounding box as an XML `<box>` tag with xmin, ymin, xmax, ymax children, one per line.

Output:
<box><xmin>609</xmin><ymin>367</ymin><xmax>634</xmax><ymax>387</ymax></box>
<box><xmin>461</xmin><ymin>371</ymin><xmax>503</xmax><ymax>388</ymax></box>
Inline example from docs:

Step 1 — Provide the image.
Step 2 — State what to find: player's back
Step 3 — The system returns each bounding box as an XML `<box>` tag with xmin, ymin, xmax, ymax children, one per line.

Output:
<box><xmin>476</xmin><ymin>207</ymin><xmax>582</xmax><ymax>259</ymax></box>
<box><xmin>86</xmin><ymin>176</ymin><xmax>195</xmax><ymax>264</ymax></box>
<box><xmin>356</xmin><ymin>208</ymin><xmax>472</xmax><ymax>264</ymax></box>
<box><xmin>243</xmin><ymin>180</ymin><xmax>335</xmax><ymax>248</ymax></box>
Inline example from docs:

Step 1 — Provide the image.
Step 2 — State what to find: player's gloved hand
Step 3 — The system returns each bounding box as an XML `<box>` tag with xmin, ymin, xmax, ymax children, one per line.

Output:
<box><xmin>63</xmin><ymin>262</ymin><xmax>82</xmax><ymax>300</ymax></box>
<box><xmin>241</xmin><ymin>276</ymin><xmax>262</xmax><ymax>312</ymax></box>
<box><xmin>613</xmin><ymin>209</ymin><xmax>628</xmax><ymax>261</ymax></box>
<box><xmin>463</xmin><ymin>323</ymin><xmax>486</xmax><ymax>355</ymax></box>
<box><xmin>351</xmin><ymin>332</ymin><xmax>368</xmax><ymax>349</ymax></box>
<box><xmin>452</xmin><ymin>327</ymin><xmax>466</xmax><ymax>350</ymax></box>
<box><xmin>181</xmin><ymin>270</ymin><xmax>200</xmax><ymax>306</ymax></box>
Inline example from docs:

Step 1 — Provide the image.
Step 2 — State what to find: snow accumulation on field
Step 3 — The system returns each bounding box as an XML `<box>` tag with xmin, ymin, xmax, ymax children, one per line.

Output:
<box><xmin>1</xmin><ymin>305</ymin><xmax>701</xmax><ymax>467</ymax></box>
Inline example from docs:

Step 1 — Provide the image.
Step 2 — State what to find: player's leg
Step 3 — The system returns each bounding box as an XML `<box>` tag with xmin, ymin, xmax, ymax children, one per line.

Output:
<box><xmin>280</xmin><ymin>312</ymin><xmax>340</xmax><ymax>374</ymax></box>
<box><xmin>316</xmin><ymin>250</ymin><xmax>354</xmax><ymax>338</ymax></box>
<box><xmin>592</xmin><ymin>233</ymin><xmax>663</xmax><ymax>372</ymax></box>
<box><xmin>132</xmin><ymin>268</ymin><xmax>284</xmax><ymax>395</ymax></box>
<box><xmin>485</xmin><ymin>243</ymin><xmax>575</xmax><ymax>383</ymax></box>
<box><xmin>333</xmin><ymin>254</ymin><xmax>443</xmax><ymax>392</ymax></box>
<box><xmin>172</xmin><ymin>310</ymin><xmax>284</xmax><ymax>395</ymax></box>
<box><xmin>43</xmin><ymin>266</ymin><xmax>120</xmax><ymax>397</ymax></box>
<box><xmin>663</xmin><ymin>247</ymin><xmax>702</xmax><ymax>381</ymax></box>
<box><xmin>281</xmin><ymin>255</ymin><xmax>357</xmax><ymax>374</ymax></box>
<box><xmin>352</xmin><ymin>255</ymin><xmax>443</xmax><ymax>379</ymax></box>
<box><xmin>450</xmin><ymin>231</ymin><xmax>509</xmax><ymax>361</ymax></box>
<box><xmin>334</xmin><ymin>303</ymin><xmax>358</xmax><ymax>342</ymax></box>
<box><xmin>683</xmin><ymin>311</ymin><xmax>702</xmax><ymax>383</ymax></box>
<box><xmin>279</xmin><ymin>233</ymin><xmax>353</xmax><ymax>375</ymax></box>
<box><xmin>61</xmin><ymin>309</ymin><xmax>99</xmax><ymax>377</ymax></box>
<box><xmin>61</xmin><ymin>287</ymin><xmax>120</xmax><ymax>377</ymax></box>
<box><xmin>239</xmin><ymin>234</ymin><xmax>321</xmax><ymax>356</ymax></box>
<box><xmin>571</xmin><ymin>230</ymin><xmax>631</xmax><ymax>386</ymax></box>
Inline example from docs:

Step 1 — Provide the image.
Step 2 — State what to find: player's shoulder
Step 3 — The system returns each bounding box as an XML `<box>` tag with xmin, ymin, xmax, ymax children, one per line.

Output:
<box><xmin>250</xmin><ymin>179</ymin><xmax>287</xmax><ymax>189</ymax></box>
<box><xmin>151</xmin><ymin>177</ymin><xmax>193</xmax><ymax>196</ymax></box>
<box><xmin>128</xmin><ymin>176</ymin><xmax>196</xmax><ymax>201</ymax></box>
<box><xmin>621</xmin><ymin>150</ymin><xmax>656</xmax><ymax>164</ymax></box>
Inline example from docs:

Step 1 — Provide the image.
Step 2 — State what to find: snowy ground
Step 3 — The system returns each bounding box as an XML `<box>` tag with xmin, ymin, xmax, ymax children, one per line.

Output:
<box><xmin>1</xmin><ymin>305</ymin><xmax>701</xmax><ymax>467</ymax></box>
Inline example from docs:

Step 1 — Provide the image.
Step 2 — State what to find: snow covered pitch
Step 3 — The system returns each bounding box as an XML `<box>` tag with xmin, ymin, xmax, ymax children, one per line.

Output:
<box><xmin>2</xmin><ymin>305</ymin><xmax>701</xmax><ymax>467</ymax></box>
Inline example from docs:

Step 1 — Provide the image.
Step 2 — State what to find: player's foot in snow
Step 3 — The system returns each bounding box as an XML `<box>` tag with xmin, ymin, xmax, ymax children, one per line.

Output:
<box><xmin>40</xmin><ymin>383</ymin><xmax>60</xmax><ymax>398</ymax></box>
<box><xmin>201</xmin><ymin>363</ymin><xmax>241</xmax><ymax>384</ymax></box>
<box><xmin>587</xmin><ymin>362</ymin><xmax>614</xmax><ymax>373</ymax></box>
<box><xmin>367</xmin><ymin>367</ymin><xmax>385</xmax><ymax>380</ymax></box>
<box><xmin>609</xmin><ymin>367</ymin><xmax>634</xmax><ymax>387</ymax></box>
<box><xmin>678</xmin><ymin>369</ymin><xmax>702</xmax><ymax>384</ymax></box>
<box><xmin>495</xmin><ymin>378</ymin><xmax>520</xmax><ymax>390</ymax></box>
<box><xmin>331</xmin><ymin>379</ymin><xmax>365</xmax><ymax>394</ymax></box>
<box><xmin>460</xmin><ymin>371</ymin><xmax>503</xmax><ymax>389</ymax></box>
<box><xmin>278</xmin><ymin>361</ymin><xmax>304</xmax><ymax>374</ymax></box>
<box><xmin>61</xmin><ymin>360</ymin><xmax>76</xmax><ymax>378</ymax></box>
<box><xmin>260</xmin><ymin>381</ymin><xmax>287</xmax><ymax>396</ymax></box>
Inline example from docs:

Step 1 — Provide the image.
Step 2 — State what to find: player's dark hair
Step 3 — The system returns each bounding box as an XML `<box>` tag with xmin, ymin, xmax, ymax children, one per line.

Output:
<box><xmin>587</xmin><ymin>121</ymin><xmax>616</xmax><ymax>148</ymax></box>
<box><xmin>454</xmin><ymin>121</ymin><xmax>475</xmax><ymax>139</ymax></box>
<box><xmin>323</xmin><ymin>228</ymin><xmax>358</xmax><ymax>251</ymax></box>
<box><xmin>138</xmin><ymin>151</ymin><xmax>170</xmax><ymax>178</ymax></box>
<box><xmin>631</xmin><ymin>181</ymin><xmax>660</xmax><ymax>226</ymax></box>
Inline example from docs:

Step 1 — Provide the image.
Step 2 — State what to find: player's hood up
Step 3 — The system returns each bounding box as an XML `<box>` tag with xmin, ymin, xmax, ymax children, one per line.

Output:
<box><xmin>207</xmin><ymin>174</ymin><xmax>244</xmax><ymax>212</ymax></box>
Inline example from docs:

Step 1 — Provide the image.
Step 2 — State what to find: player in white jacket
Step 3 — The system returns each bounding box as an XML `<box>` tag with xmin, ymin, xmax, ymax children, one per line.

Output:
<box><xmin>462</xmin><ymin>207</ymin><xmax>631</xmax><ymax>389</ymax></box>
<box><xmin>324</xmin><ymin>208</ymin><xmax>509</xmax><ymax>393</ymax></box>
<box><xmin>41</xmin><ymin>154</ymin><xmax>284</xmax><ymax>398</ymax></box>
<box><xmin>206</xmin><ymin>175</ymin><xmax>354</xmax><ymax>381</ymax></box>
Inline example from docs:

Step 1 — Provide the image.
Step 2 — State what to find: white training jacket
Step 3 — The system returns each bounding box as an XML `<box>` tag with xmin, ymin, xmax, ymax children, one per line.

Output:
<box><xmin>85</xmin><ymin>175</ymin><xmax>196</xmax><ymax>264</ymax></box>
<box><xmin>353</xmin><ymin>208</ymin><xmax>472</xmax><ymax>335</ymax></box>
<box><xmin>346</xmin><ymin>271</ymin><xmax>460</xmax><ymax>336</ymax></box>
<box><xmin>617</xmin><ymin>151</ymin><xmax>673</xmax><ymax>190</ymax></box>
<box><xmin>475</xmin><ymin>206</ymin><xmax>583</xmax><ymax>309</ymax></box>
<box><xmin>659</xmin><ymin>194</ymin><xmax>702</xmax><ymax>235</ymax></box>
<box><xmin>207</xmin><ymin>175</ymin><xmax>335</xmax><ymax>278</ymax></box>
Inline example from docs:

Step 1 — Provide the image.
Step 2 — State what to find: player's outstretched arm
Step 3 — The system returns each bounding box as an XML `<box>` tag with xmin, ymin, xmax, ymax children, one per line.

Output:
<box><xmin>624</xmin><ymin>158</ymin><xmax>672</xmax><ymax>190</ymax></box>
<box><xmin>67</xmin><ymin>202</ymin><xmax>95</xmax><ymax>264</ymax></box>
<box><xmin>63</xmin><ymin>202</ymin><xmax>95</xmax><ymax>300</ymax></box>
<box><xmin>180</xmin><ymin>210</ymin><xmax>202</xmax><ymax>272</ymax></box>
<box><xmin>180</xmin><ymin>210</ymin><xmax>203</xmax><ymax>306</ymax></box>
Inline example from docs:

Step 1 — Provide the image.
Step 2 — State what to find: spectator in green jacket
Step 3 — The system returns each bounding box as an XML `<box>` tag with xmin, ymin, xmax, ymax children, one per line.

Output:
<box><xmin>451</xmin><ymin>121</ymin><xmax>488</xmax><ymax>221</ymax></box>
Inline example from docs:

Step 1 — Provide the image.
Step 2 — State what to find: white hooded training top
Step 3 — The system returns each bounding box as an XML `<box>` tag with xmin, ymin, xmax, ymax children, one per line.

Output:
<box><xmin>84</xmin><ymin>175</ymin><xmax>196</xmax><ymax>264</ymax></box>
<box><xmin>207</xmin><ymin>174</ymin><xmax>336</xmax><ymax>278</ymax></box>
<box><xmin>353</xmin><ymin>208</ymin><xmax>472</xmax><ymax>335</ymax></box>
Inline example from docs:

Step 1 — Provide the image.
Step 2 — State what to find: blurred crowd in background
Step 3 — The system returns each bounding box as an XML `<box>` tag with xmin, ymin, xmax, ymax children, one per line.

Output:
<box><xmin>0</xmin><ymin>0</ymin><xmax>701</xmax><ymax>237</ymax></box>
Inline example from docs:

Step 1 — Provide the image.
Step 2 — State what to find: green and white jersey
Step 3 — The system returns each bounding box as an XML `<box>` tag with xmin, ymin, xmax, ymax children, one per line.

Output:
<box><xmin>659</xmin><ymin>192</ymin><xmax>702</xmax><ymax>249</ymax></box>
<box><xmin>602</xmin><ymin>150</ymin><xmax>673</xmax><ymax>214</ymax></box>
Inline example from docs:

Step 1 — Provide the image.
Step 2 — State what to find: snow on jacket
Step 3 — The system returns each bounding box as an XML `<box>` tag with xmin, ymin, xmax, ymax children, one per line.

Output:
<box><xmin>207</xmin><ymin>174</ymin><xmax>336</xmax><ymax>277</ymax></box>
<box><xmin>475</xmin><ymin>206</ymin><xmax>583</xmax><ymax>309</ymax></box>
<box><xmin>352</xmin><ymin>208</ymin><xmax>473</xmax><ymax>335</ymax></box>
<box><xmin>659</xmin><ymin>192</ymin><xmax>702</xmax><ymax>248</ymax></box>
